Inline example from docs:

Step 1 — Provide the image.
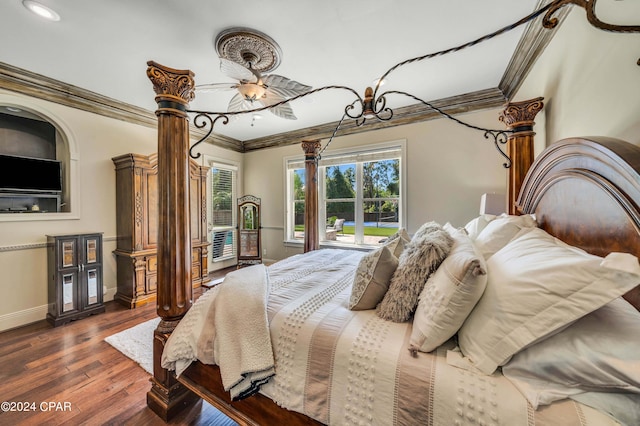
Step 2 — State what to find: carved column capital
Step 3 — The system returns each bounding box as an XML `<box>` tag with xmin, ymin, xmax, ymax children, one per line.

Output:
<box><xmin>146</xmin><ymin>61</ymin><xmax>195</xmax><ymax>108</ymax></box>
<box><xmin>499</xmin><ymin>97</ymin><xmax>544</xmax><ymax>131</ymax></box>
<box><xmin>301</xmin><ymin>139</ymin><xmax>322</xmax><ymax>158</ymax></box>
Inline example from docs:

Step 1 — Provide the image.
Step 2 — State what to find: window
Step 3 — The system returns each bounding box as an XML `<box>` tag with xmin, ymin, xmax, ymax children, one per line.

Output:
<box><xmin>210</xmin><ymin>163</ymin><xmax>237</xmax><ymax>261</ymax></box>
<box><xmin>286</xmin><ymin>141</ymin><xmax>404</xmax><ymax>247</ymax></box>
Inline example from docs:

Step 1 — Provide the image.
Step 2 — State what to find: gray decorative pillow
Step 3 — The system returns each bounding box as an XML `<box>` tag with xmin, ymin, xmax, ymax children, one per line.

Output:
<box><xmin>377</xmin><ymin>222</ymin><xmax>454</xmax><ymax>322</ymax></box>
<box><xmin>349</xmin><ymin>246</ymin><xmax>399</xmax><ymax>310</ymax></box>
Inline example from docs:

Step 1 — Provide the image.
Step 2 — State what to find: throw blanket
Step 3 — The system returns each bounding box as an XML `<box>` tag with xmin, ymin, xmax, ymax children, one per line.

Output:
<box><xmin>163</xmin><ymin>264</ymin><xmax>274</xmax><ymax>400</ymax></box>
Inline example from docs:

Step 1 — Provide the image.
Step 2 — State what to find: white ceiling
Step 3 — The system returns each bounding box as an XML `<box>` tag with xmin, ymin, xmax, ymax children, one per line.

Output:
<box><xmin>0</xmin><ymin>0</ymin><xmax>546</xmax><ymax>142</ymax></box>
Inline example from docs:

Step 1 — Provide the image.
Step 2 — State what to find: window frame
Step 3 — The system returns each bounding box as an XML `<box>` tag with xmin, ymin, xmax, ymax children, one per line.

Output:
<box><xmin>284</xmin><ymin>139</ymin><xmax>406</xmax><ymax>248</ymax></box>
<box><xmin>208</xmin><ymin>159</ymin><xmax>239</xmax><ymax>263</ymax></box>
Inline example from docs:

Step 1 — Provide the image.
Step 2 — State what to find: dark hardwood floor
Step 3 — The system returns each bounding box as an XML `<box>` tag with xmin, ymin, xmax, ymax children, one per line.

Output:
<box><xmin>0</xmin><ymin>269</ymin><xmax>238</xmax><ymax>426</ymax></box>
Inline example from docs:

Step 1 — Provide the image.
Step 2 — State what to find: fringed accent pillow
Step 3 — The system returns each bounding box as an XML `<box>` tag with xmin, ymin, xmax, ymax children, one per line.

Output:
<box><xmin>349</xmin><ymin>246</ymin><xmax>399</xmax><ymax>310</ymax></box>
<box><xmin>377</xmin><ymin>221</ymin><xmax>454</xmax><ymax>322</ymax></box>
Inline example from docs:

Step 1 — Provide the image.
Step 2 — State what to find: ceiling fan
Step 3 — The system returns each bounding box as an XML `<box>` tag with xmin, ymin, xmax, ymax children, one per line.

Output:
<box><xmin>196</xmin><ymin>57</ymin><xmax>312</xmax><ymax>120</ymax></box>
<box><xmin>196</xmin><ymin>28</ymin><xmax>312</xmax><ymax>120</ymax></box>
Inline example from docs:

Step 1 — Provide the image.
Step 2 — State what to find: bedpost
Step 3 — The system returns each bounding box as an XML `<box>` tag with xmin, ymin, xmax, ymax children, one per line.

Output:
<box><xmin>302</xmin><ymin>140</ymin><xmax>321</xmax><ymax>252</ymax></box>
<box><xmin>499</xmin><ymin>97</ymin><xmax>544</xmax><ymax>214</ymax></box>
<box><xmin>145</xmin><ymin>61</ymin><xmax>200</xmax><ymax>420</ymax></box>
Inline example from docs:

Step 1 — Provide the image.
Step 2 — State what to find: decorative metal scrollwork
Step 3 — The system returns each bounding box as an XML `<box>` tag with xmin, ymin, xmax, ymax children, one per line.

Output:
<box><xmin>544</xmin><ymin>0</ymin><xmax>640</xmax><ymax>33</ymax></box>
<box><xmin>186</xmin><ymin>0</ymin><xmax>639</xmax><ymax>166</ymax></box>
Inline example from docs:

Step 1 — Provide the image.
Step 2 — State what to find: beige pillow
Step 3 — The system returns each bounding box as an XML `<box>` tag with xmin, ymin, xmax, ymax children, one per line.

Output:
<box><xmin>377</xmin><ymin>222</ymin><xmax>453</xmax><ymax>322</ymax></box>
<box><xmin>349</xmin><ymin>246</ymin><xmax>398</xmax><ymax>310</ymax></box>
<box><xmin>473</xmin><ymin>213</ymin><xmax>536</xmax><ymax>259</ymax></box>
<box><xmin>383</xmin><ymin>230</ymin><xmax>409</xmax><ymax>258</ymax></box>
<box><xmin>409</xmin><ymin>224</ymin><xmax>487</xmax><ymax>353</ymax></box>
<box><xmin>457</xmin><ymin>227</ymin><xmax>640</xmax><ymax>375</ymax></box>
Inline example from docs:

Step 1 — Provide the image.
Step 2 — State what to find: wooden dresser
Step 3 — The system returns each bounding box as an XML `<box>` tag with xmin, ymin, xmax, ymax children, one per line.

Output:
<box><xmin>112</xmin><ymin>153</ymin><xmax>210</xmax><ymax>308</ymax></box>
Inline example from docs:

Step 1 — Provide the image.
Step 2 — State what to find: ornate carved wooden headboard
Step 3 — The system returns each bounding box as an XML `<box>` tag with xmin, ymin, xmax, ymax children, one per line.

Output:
<box><xmin>517</xmin><ymin>136</ymin><xmax>640</xmax><ymax>310</ymax></box>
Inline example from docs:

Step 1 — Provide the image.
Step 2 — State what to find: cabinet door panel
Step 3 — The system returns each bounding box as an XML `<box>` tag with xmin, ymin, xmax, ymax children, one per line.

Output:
<box><xmin>60</xmin><ymin>240</ymin><xmax>76</xmax><ymax>268</ymax></box>
<box><xmin>60</xmin><ymin>271</ymin><xmax>78</xmax><ymax>313</ymax></box>
<box><xmin>86</xmin><ymin>267</ymin><xmax>100</xmax><ymax>306</ymax></box>
<box><xmin>85</xmin><ymin>237</ymin><xmax>99</xmax><ymax>264</ymax></box>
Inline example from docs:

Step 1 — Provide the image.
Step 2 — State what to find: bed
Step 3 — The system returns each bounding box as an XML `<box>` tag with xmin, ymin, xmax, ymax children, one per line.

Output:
<box><xmin>143</xmin><ymin>54</ymin><xmax>640</xmax><ymax>425</ymax></box>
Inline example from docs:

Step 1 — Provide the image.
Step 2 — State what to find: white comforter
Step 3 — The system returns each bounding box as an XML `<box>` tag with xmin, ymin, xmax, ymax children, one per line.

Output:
<box><xmin>162</xmin><ymin>248</ymin><xmax>620</xmax><ymax>426</ymax></box>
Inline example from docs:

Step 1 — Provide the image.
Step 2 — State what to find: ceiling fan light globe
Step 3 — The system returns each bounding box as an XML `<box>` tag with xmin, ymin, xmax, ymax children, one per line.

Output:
<box><xmin>238</xmin><ymin>83</ymin><xmax>267</xmax><ymax>101</ymax></box>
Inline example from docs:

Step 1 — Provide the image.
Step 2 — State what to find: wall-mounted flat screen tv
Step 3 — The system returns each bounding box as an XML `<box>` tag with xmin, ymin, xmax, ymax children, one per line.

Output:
<box><xmin>0</xmin><ymin>154</ymin><xmax>62</xmax><ymax>192</ymax></box>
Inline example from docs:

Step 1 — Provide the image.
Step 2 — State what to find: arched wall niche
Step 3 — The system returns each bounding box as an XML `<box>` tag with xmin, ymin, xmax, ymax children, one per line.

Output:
<box><xmin>0</xmin><ymin>93</ymin><xmax>80</xmax><ymax>221</ymax></box>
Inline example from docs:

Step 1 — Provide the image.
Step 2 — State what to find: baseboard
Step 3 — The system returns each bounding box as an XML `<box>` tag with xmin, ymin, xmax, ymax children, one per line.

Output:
<box><xmin>0</xmin><ymin>285</ymin><xmax>116</xmax><ymax>333</ymax></box>
<box><xmin>0</xmin><ymin>304</ymin><xmax>48</xmax><ymax>332</ymax></box>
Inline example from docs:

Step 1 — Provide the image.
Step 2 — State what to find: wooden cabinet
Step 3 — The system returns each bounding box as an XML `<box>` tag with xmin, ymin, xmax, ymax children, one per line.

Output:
<box><xmin>112</xmin><ymin>153</ymin><xmax>210</xmax><ymax>308</ymax></box>
<box><xmin>47</xmin><ymin>233</ymin><xmax>105</xmax><ymax>327</ymax></box>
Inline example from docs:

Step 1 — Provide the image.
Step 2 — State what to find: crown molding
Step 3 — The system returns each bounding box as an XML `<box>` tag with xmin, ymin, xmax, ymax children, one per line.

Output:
<box><xmin>499</xmin><ymin>0</ymin><xmax>568</xmax><ymax>99</ymax></box>
<box><xmin>241</xmin><ymin>88</ymin><xmax>508</xmax><ymax>151</ymax></box>
<box><xmin>0</xmin><ymin>62</ymin><xmax>244</xmax><ymax>152</ymax></box>
<box><xmin>0</xmin><ymin>8</ymin><xmax>559</xmax><ymax>153</ymax></box>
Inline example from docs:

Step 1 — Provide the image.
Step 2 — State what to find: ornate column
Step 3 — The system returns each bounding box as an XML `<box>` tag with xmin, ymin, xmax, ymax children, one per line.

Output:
<box><xmin>302</xmin><ymin>140</ymin><xmax>321</xmax><ymax>252</ymax></box>
<box><xmin>499</xmin><ymin>97</ymin><xmax>544</xmax><ymax>215</ymax></box>
<box><xmin>145</xmin><ymin>61</ymin><xmax>199</xmax><ymax>420</ymax></box>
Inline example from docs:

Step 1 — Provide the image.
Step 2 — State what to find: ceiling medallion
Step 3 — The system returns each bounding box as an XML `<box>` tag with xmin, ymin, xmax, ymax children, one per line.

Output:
<box><xmin>214</xmin><ymin>27</ymin><xmax>283</xmax><ymax>73</ymax></box>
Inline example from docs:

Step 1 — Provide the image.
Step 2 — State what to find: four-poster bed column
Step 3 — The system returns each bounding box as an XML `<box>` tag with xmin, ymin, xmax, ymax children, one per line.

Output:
<box><xmin>145</xmin><ymin>61</ymin><xmax>200</xmax><ymax>420</ymax></box>
<box><xmin>500</xmin><ymin>97</ymin><xmax>544</xmax><ymax>214</ymax></box>
<box><xmin>302</xmin><ymin>139</ymin><xmax>321</xmax><ymax>252</ymax></box>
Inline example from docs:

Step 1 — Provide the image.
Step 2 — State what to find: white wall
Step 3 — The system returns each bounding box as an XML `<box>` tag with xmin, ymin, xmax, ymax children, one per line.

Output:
<box><xmin>0</xmin><ymin>89</ymin><xmax>242</xmax><ymax>331</ymax></box>
<box><xmin>514</xmin><ymin>4</ymin><xmax>640</xmax><ymax>150</ymax></box>
<box><xmin>243</xmin><ymin>108</ymin><xmax>509</xmax><ymax>261</ymax></box>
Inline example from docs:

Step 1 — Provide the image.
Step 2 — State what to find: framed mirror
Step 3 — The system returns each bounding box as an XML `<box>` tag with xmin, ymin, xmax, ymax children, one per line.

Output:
<box><xmin>237</xmin><ymin>195</ymin><xmax>261</xmax><ymax>267</ymax></box>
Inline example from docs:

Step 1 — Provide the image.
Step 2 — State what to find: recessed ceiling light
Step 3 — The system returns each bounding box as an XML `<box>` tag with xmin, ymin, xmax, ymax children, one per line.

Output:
<box><xmin>22</xmin><ymin>0</ymin><xmax>61</xmax><ymax>22</ymax></box>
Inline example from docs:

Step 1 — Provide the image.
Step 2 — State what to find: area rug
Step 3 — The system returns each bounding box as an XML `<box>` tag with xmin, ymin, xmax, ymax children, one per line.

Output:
<box><xmin>105</xmin><ymin>317</ymin><xmax>160</xmax><ymax>374</ymax></box>
<box><xmin>105</xmin><ymin>317</ymin><xmax>238</xmax><ymax>425</ymax></box>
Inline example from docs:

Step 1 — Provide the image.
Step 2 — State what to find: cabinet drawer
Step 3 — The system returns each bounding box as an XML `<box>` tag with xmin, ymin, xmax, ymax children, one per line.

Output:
<box><xmin>147</xmin><ymin>256</ymin><xmax>157</xmax><ymax>273</ymax></box>
<box><xmin>146</xmin><ymin>273</ymin><xmax>157</xmax><ymax>293</ymax></box>
<box><xmin>192</xmin><ymin>263</ymin><xmax>201</xmax><ymax>279</ymax></box>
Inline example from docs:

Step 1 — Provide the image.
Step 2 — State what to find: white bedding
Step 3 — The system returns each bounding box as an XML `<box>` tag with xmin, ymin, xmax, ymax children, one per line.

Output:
<box><xmin>162</xmin><ymin>248</ymin><xmax>621</xmax><ymax>425</ymax></box>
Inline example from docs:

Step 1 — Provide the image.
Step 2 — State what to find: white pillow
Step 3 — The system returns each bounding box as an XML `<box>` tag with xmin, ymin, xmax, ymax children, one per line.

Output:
<box><xmin>502</xmin><ymin>297</ymin><xmax>640</xmax><ymax>408</ymax></box>
<box><xmin>409</xmin><ymin>224</ymin><xmax>487</xmax><ymax>353</ymax></box>
<box><xmin>572</xmin><ymin>392</ymin><xmax>640</xmax><ymax>426</ymax></box>
<box><xmin>457</xmin><ymin>227</ymin><xmax>640</xmax><ymax>375</ymax></box>
<box><xmin>473</xmin><ymin>213</ymin><xmax>536</xmax><ymax>259</ymax></box>
<box><xmin>349</xmin><ymin>246</ymin><xmax>398</xmax><ymax>310</ymax></box>
<box><xmin>464</xmin><ymin>214</ymin><xmax>496</xmax><ymax>240</ymax></box>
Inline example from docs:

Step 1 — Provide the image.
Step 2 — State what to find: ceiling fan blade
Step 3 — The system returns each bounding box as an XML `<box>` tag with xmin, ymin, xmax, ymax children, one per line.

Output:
<box><xmin>262</xmin><ymin>74</ymin><xmax>312</xmax><ymax>97</ymax></box>
<box><xmin>227</xmin><ymin>92</ymin><xmax>251</xmax><ymax>113</ymax></box>
<box><xmin>268</xmin><ymin>103</ymin><xmax>297</xmax><ymax>120</ymax></box>
<box><xmin>195</xmin><ymin>82</ymin><xmax>238</xmax><ymax>92</ymax></box>
<box><xmin>262</xmin><ymin>90</ymin><xmax>297</xmax><ymax>120</ymax></box>
<box><xmin>228</xmin><ymin>92</ymin><xmax>265</xmax><ymax>114</ymax></box>
<box><xmin>220</xmin><ymin>58</ymin><xmax>257</xmax><ymax>83</ymax></box>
